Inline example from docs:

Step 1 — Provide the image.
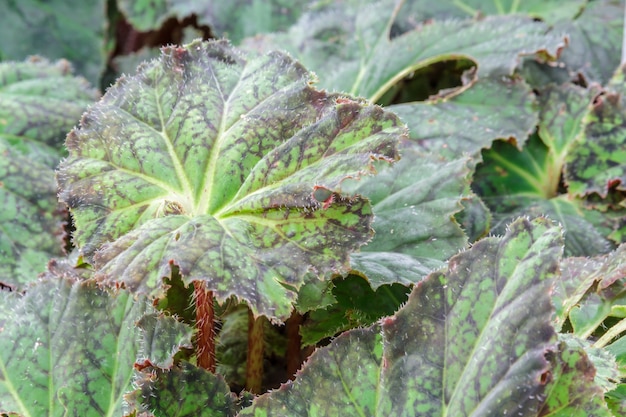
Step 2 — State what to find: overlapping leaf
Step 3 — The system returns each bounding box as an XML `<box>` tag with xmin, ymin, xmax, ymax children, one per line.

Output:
<box><xmin>0</xmin><ymin>263</ymin><xmax>192</xmax><ymax>416</ymax></box>
<box><xmin>57</xmin><ymin>40</ymin><xmax>403</xmax><ymax>320</ymax></box>
<box><xmin>566</xmin><ymin>64</ymin><xmax>626</xmax><ymax>197</ymax></box>
<box><xmin>390</xmin><ymin>76</ymin><xmax>538</xmax><ymax>159</ymax></box>
<box><xmin>132</xmin><ymin>362</ymin><xmax>238</xmax><ymax>417</ymax></box>
<box><xmin>346</xmin><ymin>145</ymin><xmax>470</xmax><ymax>287</ymax></box>
<box><xmin>0</xmin><ymin>59</ymin><xmax>97</xmax><ymax>289</ymax></box>
<box><xmin>539</xmin><ymin>339</ymin><xmax>613</xmax><ymax>417</ymax></box>
<box><xmin>117</xmin><ymin>0</ymin><xmax>309</xmax><ymax>44</ymax></box>
<box><xmin>0</xmin><ymin>0</ymin><xmax>106</xmax><ymax>84</ymax></box>
<box><xmin>243</xmin><ymin>0</ymin><xmax>565</xmax><ymax>102</ymax></box>
<box><xmin>239</xmin><ymin>217</ymin><xmax>562</xmax><ymax>416</ymax></box>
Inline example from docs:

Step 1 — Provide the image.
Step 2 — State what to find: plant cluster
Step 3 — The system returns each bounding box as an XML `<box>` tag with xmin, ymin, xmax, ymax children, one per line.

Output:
<box><xmin>1</xmin><ymin>0</ymin><xmax>625</xmax><ymax>416</ymax></box>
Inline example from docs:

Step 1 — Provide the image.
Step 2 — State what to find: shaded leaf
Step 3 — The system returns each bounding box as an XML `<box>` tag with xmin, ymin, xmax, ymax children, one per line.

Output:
<box><xmin>300</xmin><ymin>274</ymin><xmax>409</xmax><ymax>346</ymax></box>
<box><xmin>347</xmin><ymin>145</ymin><xmax>469</xmax><ymax>288</ymax></box>
<box><xmin>133</xmin><ymin>362</ymin><xmax>238</xmax><ymax>417</ymax></box>
<box><xmin>243</xmin><ymin>0</ymin><xmax>564</xmax><ymax>101</ymax></box>
<box><xmin>0</xmin><ymin>269</ymin><xmax>188</xmax><ymax>416</ymax></box>
<box><xmin>239</xmin><ymin>217</ymin><xmax>562</xmax><ymax>416</ymax></box>
<box><xmin>539</xmin><ymin>340</ymin><xmax>612</xmax><ymax>417</ymax></box>
<box><xmin>137</xmin><ymin>313</ymin><xmax>193</xmax><ymax>369</ymax></box>
<box><xmin>0</xmin><ymin>59</ymin><xmax>96</xmax><ymax>289</ymax></box>
<box><xmin>390</xmin><ymin>76</ymin><xmax>538</xmax><ymax>159</ymax></box>
<box><xmin>118</xmin><ymin>0</ymin><xmax>309</xmax><ymax>44</ymax></box>
<box><xmin>0</xmin><ymin>0</ymin><xmax>107</xmax><ymax>84</ymax></box>
<box><xmin>58</xmin><ymin>40</ymin><xmax>403</xmax><ymax>321</ymax></box>
<box><xmin>566</xmin><ymin>64</ymin><xmax>626</xmax><ymax>197</ymax></box>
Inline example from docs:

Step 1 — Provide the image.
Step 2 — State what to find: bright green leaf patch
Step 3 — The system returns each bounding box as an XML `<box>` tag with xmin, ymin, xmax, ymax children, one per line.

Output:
<box><xmin>240</xmin><ymin>217</ymin><xmax>563</xmax><ymax>416</ymax></box>
<box><xmin>58</xmin><ymin>40</ymin><xmax>404</xmax><ymax>320</ymax></box>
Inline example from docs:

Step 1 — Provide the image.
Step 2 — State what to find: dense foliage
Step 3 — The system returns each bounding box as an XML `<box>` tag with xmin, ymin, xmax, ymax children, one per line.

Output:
<box><xmin>1</xmin><ymin>0</ymin><xmax>625</xmax><ymax>416</ymax></box>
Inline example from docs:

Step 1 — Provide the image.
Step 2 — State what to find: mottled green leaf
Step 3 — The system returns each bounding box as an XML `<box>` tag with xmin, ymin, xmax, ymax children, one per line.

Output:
<box><xmin>0</xmin><ymin>0</ymin><xmax>106</xmax><ymax>85</ymax></box>
<box><xmin>347</xmin><ymin>145</ymin><xmax>469</xmax><ymax>287</ymax></box>
<box><xmin>0</xmin><ymin>272</ymin><xmax>161</xmax><ymax>416</ymax></box>
<box><xmin>133</xmin><ymin>362</ymin><xmax>238</xmax><ymax>417</ymax></box>
<box><xmin>239</xmin><ymin>217</ymin><xmax>562</xmax><ymax>416</ymax></box>
<box><xmin>244</xmin><ymin>0</ymin><xmax>564</xmax><ymax>101</ymax></box>
<box><xmin>566</xmin><ymin>64</ymin><xmax>626</xmax><ymax>197</ymax></box>
<box><xmin>117</xmin><ymin>0</ymin><xmax>309</xmax><ymax>44</ymax></box>
<box><xmin>539</xmin><ymin>340</ymin><xmax>613</xmax><ymax>417</ymax></box>
<box><xmin>559</xmin><ymin>334</ymin><xmax>619</xmax><ymax>394</ymax></box>
<box><xmin>57</xmin><ymin>40</ymin><xmax>403</xmax><ymax>321</ymax></box>
<box><xmin>0</xmin><ymin>59</ymin><xmax>97</xmax><ymax>289</ymax></box>
<box><xmin>390</xmin><ymin>76</ymin><xmax>538</xmax><ymax>159</ymax></box>
<box><xmin>454</xmin><ymin>193</ymin><xmax>491</xmax><ymax>243</ymax></box>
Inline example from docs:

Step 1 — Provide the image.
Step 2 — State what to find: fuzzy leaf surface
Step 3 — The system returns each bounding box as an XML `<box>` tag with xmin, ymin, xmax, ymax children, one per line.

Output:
<box><xmin>57</xmin><ymin>40</ymin><xmax>403</xmax><ymax>320</ymax></box>
<box><xmin>347</xmin><ymin>145</ymin><xmax>469</xmax><ymax>287</ymax></box>
<box><xmin>133</xmin><ymin>362</ymin><xmax>238</xmax><ymax>417</ymax></box>
<box><xmin>566</xmin><ymin>65</ymin><xmax>626</xmax><ymax>197</ymax></box>
<box><xmin>0</xmin><ymin>59</ymin><xmax>96</xmax><ymax>289</ymax></box>
<box><xmin>243</xmin><ymin>0</ymin><xmax>564</xmax><ymax>101</ymax></box>
<box><xmin>390</xmin><ymin>76</ymin><xmax>538</xmax><ymax>159</ymax></box>
<box><xmin>0</xmin><ymin>270</ymin><xmax>190</xmax><ymax>416</ymax></box>
<box><xmin>239</xmin><ymin>217</ymin><xmax>562</xmax><ymax>416</ymax></box>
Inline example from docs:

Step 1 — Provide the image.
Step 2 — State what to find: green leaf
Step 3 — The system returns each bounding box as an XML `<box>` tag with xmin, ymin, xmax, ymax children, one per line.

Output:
<box><xmin>136</xmin><ymin>313</ymin><xmax>193</xmax><ymax>369</ymax></box>
<box><xmin>393</xmin><ymin>0</ymin><xmax>585</xmax><ymax>27</ymax></box>
<box><xmin>0</xmin><ymin>59</ymin><xmax>97</xmax><ymax>289</ymax></box>
<box><xmin>132</xmin><ymin>362</ymin><xmax>238</xmax><ymax>417</ymax></box>
<box><xmin>0</xmin><ymin>263</ymin><xmax>190</xmax><ymax>416</ymax></box>
<box><xmin>539</xmin><ymin>339</ymin><xmax>613</xmax><ymax>417</ymax></box>
<box><xmin>553</xmin><ymin>0</ymin><xmax>624</xmax><ymax>86</ymax></box>
<box><xmin>300</xmin><ymin>274</ymin><xmax>409</xmax><ymax>346</ymax></box>
<box><xmin>57</xmin><ymin>40</ymin><xmax>403</xmax><ymax>321</ymax></box>
<box><xmin>0</xmin><ymin>59</ymin><xmax>98</xmax><ymax>167</ymax></box>
<box><xmin>390</xmin><ymin>76</ymin><xmax>538</xmax><ymax>159</ymax></box>
<box><xmin>0</xmin><ymin>1</ymin><xmax>106</xmax><ymax>85</ymax></box>
<box><xmin>566</xmin><ymin>64</ymin><xmax>626</xmax><ymax>197</ymax></box>
<box><xmin>239</xmin><ymin>217</ymin><xmax>562</xmax><ymax>416</ymax></box>
<box><xmin>347</xmin><ymin>145</ymin><xmax>470</xmax><ymax>287</ymax></box>
<box><xmin>118</xmin><ymin>0</ymin><xmax>309</xmax><ymax>44</ymax></box>
<box><xmin>243</xmin><ymin>0</ymin><xmax>565</xmax><ymax>101</ymax></box>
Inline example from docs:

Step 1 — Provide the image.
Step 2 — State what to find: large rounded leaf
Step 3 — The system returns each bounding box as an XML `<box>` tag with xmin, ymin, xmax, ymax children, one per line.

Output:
<box><xmin>57</xmin><ymin>40</ymin><xmax>403</xmax><ymax>320</ymax></box>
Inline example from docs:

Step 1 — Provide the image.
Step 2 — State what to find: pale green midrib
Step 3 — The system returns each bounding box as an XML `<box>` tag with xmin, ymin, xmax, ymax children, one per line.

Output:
<box><xmin>153</xmin><ymin>85</ymin><xmax>194</xmax><ymax>201</ymax></box>
<box><xmin>0</xmin><ymin>356</ymin><xmax>32</xmax><ymax>417</ymax></box>
<box><xmin>105</xmin><ymin>296</ymin><xmax>138</xmax><ymax>417</ymax></box>
<box><xmin>487</xmin><ymin>151</ymin><xmax>547</xmax><ymax>197</ymax></box>
<box><xmin>195</xmin><ymin>63</ymin><xmax>234</xmax><ymax>216</ymax></box>
<box><xmin>336</xmin><ymin>360</ymin><xmax>368</xmax><ymax>417</ymax></box>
